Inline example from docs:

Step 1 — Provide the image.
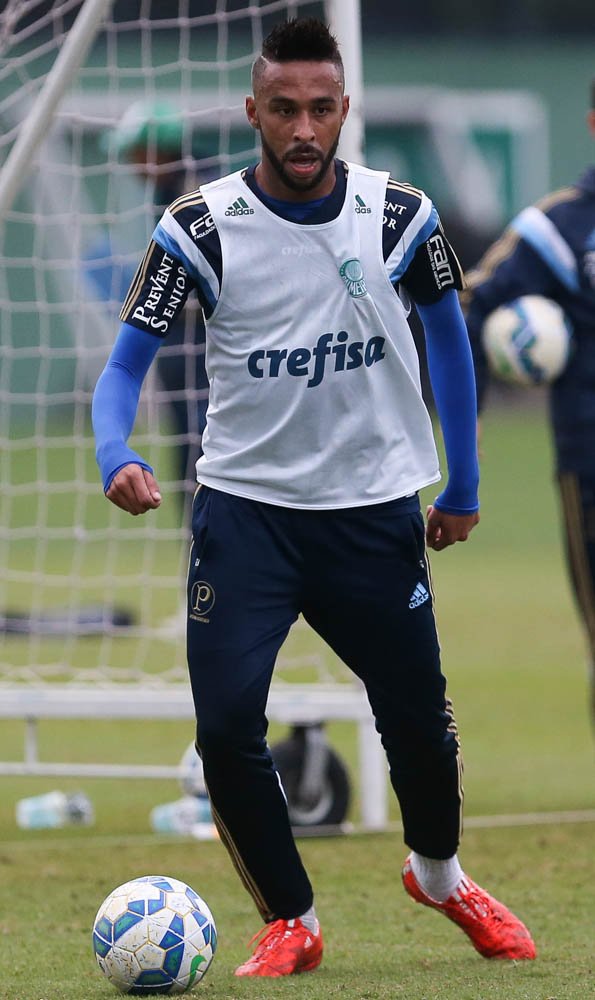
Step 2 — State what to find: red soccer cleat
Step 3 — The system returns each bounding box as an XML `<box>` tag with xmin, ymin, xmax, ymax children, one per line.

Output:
<box><xmin>402</xmin><ymin>854</ymin><xmax>536</xmax><ymax>960</ymax></box>
<box><xmin>234</xmin><ymin>917</ymin><xmax>324</xmax><ymax>977</ymax></box>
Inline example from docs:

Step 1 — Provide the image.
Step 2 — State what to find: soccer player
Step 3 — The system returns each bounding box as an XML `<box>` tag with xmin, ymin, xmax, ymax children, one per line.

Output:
<box><xmin>462</xmin><ymin>80</ymin><xmax>595</xmax><ymax>727</ymax></box>
<box><xmin>92</xmin><ymin>18</ymin><xmax>536</xmax><ymax>977</ymax></box>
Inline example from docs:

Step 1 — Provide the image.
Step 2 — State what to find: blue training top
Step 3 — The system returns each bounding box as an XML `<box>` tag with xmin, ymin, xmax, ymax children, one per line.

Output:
<box><xmin>463</xmin><ymin>165</ymin><xmax>595</xmax><ymax>477</ymax></box>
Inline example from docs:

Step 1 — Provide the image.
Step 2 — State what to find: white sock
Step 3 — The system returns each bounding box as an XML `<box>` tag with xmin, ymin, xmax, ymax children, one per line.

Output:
<box><xmin>296</xmin><ymin>905</ymin><xmax>319</xmax><ymax>934</ymax></box>
<box><xmin>410</xmin><ymin>851</ymin><xmax>463</xmax><ymax>902</ymax></box>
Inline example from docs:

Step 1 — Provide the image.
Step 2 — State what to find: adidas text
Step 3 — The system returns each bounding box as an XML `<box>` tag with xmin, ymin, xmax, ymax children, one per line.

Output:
<box><xmin>409</xmin><ymin>583</ymin><xmax>429</xmax><ymax>609</ymax></box>
<box><xmin>225</xmin><ymin>197</ymin><xmax>254</xmax><ymax>217</ymax></box>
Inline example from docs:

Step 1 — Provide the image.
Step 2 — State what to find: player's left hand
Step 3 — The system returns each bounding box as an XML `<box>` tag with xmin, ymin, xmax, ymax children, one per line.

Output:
<box><xmin>425</xmin><ymin>505</ymin><xmax>479</xmax><ymax>551</ymax></box>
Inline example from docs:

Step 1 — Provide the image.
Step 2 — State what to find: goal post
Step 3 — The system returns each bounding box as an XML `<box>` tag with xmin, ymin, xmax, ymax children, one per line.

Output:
<box><xmin>325</xmin><ymin>0</ymin><xmax>365</xmax><ymax>163</ymax></box>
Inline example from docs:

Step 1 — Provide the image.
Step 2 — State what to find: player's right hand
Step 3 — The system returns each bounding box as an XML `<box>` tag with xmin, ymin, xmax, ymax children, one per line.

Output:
<box><xmin>105</xmin><ymin>464</ymin><xmax>162</xmax><ymax>516</ymax></box>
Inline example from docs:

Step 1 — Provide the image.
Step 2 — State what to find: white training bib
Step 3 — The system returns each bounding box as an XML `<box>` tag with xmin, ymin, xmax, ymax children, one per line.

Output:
<box><xmin>194</xmin><ymin>163</ymin><xmax>440</xmax><ymax>508</ymax></box>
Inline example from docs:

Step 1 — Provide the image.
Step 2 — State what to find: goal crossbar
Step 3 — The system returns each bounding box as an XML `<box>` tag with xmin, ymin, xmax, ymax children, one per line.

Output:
<box><xmin>0</xmin><ymin>683</ymin><xmax>388</xmax><ymax>830</ymax></box>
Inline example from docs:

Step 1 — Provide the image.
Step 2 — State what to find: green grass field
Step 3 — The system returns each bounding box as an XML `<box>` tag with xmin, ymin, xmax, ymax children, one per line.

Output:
<box><xmin>1</xmin><ymin>401</ymin><xmax>594</xmax><ymax>999</ymax></box>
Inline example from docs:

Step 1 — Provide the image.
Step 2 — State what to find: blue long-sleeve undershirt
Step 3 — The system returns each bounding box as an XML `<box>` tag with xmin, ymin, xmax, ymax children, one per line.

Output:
<box><xmin>417</xmin><ymin>290</ymin><xmax>479</xmax><ymax>514</ymax></box>
<box><xmin>92</xmin><ymin>323</ymin><xmax>160</xmax><ymax>491</ymax></box>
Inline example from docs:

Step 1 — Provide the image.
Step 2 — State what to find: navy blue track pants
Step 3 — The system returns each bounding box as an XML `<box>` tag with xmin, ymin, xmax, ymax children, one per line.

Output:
<box><xmin>186</xmin><ymin>486</ymin><xmax>463</xmax><ymax>922</ymax></box>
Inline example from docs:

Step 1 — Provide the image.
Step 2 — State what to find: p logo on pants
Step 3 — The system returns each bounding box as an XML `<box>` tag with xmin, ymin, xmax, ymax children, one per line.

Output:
<box><xmin>190</xmin><ymin>581</ymin><xmax>216</xmax><ymax>621</ymax></box>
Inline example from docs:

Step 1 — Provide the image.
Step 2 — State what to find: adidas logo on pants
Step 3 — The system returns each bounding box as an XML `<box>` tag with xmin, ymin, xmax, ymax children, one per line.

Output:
<box><xmin>409</xmin><ymin>583</ymin><xmax>429</xmax><ymax>608</ymax></box>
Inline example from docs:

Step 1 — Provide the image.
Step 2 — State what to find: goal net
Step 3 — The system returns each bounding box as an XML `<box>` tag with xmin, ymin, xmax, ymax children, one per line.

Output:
<box><xmin>0</xmin><ymin>0</ymin><xmax>362</xmax><ymax>689</ymax></box>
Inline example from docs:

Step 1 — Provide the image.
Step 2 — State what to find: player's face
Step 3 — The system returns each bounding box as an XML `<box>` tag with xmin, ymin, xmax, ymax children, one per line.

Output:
<box><xmin>246</xmin><ymin>59</ymin><xmax>349</xmax><ymax>200</ymax></box>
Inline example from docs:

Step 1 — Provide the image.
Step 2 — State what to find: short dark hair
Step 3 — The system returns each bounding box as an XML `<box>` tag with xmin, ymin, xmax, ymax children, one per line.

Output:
<box><xmin>252</xmin><ymin>17</ymin><xmax>344</xmax><ymax>92</ymax></box>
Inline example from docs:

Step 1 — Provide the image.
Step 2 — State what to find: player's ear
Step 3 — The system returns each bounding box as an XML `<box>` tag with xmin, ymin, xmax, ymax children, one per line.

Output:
<box><xmin>588</xmin><ymin>109</ymin><xmax>595</xmax><ymax>137</ymax></box>
<box><xmin>246</xmin><ymin>96</ymin><xmax>260</xmax><ymax>130</ymax></box>
<box><xmin>341</xmin><ymin>94</ymin><xmax>350</xmax><ymax>125</ymax></box>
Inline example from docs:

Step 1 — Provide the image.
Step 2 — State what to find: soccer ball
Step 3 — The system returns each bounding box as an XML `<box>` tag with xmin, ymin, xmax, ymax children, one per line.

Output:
<box><xmin>92</xmin><ymin>875</ymin><xmax>216</xmax><ymax>994</ymax></box>
<box><xmin>179</xmin><ymin>741</ymin><xmax>206</xmax><ymax>798</ymax></box>
<box><xmin>481</xmin><ymin>295</ymin><xmax>572</xmax><ymax>385</ymax></box>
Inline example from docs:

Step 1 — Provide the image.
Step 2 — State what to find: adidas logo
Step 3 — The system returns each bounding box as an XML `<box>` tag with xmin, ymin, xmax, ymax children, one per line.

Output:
<box><xmin>225</xmin><ymin>196</ymin><xmax>254</xmax><ymax>217</ymax></box>
<box><xmin>355</xmin><ymin>194</ymin><xmax>371</xmax><ymax>214</ymax></box>
<box><xmin>409</xmin><ymin>582</ymin><xmax>429</xmax><ymax>609</ymax></box>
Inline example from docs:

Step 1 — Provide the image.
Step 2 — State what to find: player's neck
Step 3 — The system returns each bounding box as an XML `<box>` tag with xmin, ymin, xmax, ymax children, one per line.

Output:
<box><xmin>254</xmin><ymin>159</ymin><xmax>337</xmax><ymax>203</ymax></box>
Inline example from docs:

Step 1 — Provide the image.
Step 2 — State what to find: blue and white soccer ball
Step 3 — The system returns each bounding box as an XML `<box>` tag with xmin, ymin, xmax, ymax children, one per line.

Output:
<box><xmin>92</xmin><ymin>875</ymin><xmax>216</xmax><ymax>994</ymax></box>
<box><xmin>482</xmin><ymin>294</ymin><xmax>572</xmax><ymax>386</ymax></box>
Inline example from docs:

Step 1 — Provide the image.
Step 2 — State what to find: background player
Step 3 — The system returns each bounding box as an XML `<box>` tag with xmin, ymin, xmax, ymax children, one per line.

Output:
<box><xmin>462</xmin><ymin>79</ymin><xmax>595</xmax><ymax>727</ymax></box>
<box><xmin>92</xmin><ymin>17</ymin><xmax>536</xmax><ymax>977</ymax></box>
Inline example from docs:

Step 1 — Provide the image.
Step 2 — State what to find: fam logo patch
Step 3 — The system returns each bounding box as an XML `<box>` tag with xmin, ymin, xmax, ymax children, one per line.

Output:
<box><xmin>190</xmin><ymin>581</ymin><xmax>216</xmax><ymax>622</ymax></box>
<box><xmin>189</xmin><ymin>212</ymin><xmax>215</xmax><ymax>241</ymax></box>
<box><xmin>427</xmin><ymin>233</ymin><xmax>455</xmax><ymax>291</ymax></box>
<box><xmin>339</xmin><ymin>258</ymin><xmax>367</xmax><ymax>297</ymax></box>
